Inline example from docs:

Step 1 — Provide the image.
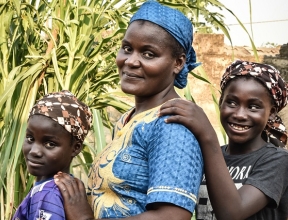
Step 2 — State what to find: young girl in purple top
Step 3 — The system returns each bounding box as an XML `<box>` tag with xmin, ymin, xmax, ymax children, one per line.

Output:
<box><xmin>12</xmin><ymin>90</ymin><xmax>92</xmax><ymax>220</ymax></box>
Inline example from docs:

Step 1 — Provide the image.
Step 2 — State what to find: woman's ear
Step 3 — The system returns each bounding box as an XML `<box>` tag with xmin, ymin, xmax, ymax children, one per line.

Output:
<box><xmin>72</xmin><ymin>141</ymin><xmax>83</xmax><ymax>158</ymax></box>
<box><xmin>174</xmin><ymin>53</ymin><xmax>186</xmax><ymax>75</ymax></box>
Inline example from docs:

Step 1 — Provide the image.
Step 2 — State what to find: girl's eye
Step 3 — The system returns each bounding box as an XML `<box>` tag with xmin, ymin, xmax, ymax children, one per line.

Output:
<box><xmin>45</xmin><ymin>142</ymin><xmax>56</xmax><ymax>149</ymax></box>
<box><xmin>26</xmin><ymin>135</ymin><xmax>34</xmax><ymax>143</ymax></box>
<box><xmin>250</xmin><ymin>105</ymin><xmax>259</xmax><ymax>110</ymax></box>
<box><xmin>143</xmin><ymin>52</ymin><xmax>154</xmax><ymax>59</ymax></box>
<box><xmin>226</xmin><ymin>100</ymin><xmax>236</xmax><ymax>106</ymax></box>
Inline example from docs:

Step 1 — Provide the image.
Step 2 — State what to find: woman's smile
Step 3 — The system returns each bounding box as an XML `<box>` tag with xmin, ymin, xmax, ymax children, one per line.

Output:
<box><xmin>116</xmin><ymin>21</ymin><xmax>180</xmax><ymax>103</ymax></box>
<box><xmin>122</xmin><ymin>71</ymin><xmax>144</xmax><ymax>79</ymax></box>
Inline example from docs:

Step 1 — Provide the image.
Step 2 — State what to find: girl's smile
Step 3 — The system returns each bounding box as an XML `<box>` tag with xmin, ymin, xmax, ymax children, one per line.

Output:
<box><xmin>220</xmin><ymin>77</ymin><xmax>276</xmax><ymax>153</ymax></box>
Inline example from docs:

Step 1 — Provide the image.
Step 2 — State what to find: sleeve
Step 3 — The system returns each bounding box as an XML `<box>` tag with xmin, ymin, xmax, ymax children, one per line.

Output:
<box><xmin>244</xmin><ymin>149</ymin><xmax>288</xmax><ymax>208</ymax></box>
<box><xmin>11</xmin><ymin>193</ymin><xmax>31</xmax><ymax>220</ymax></box>
<box><xmin>146</xmin><ymin>116</ymin><xmax>204</xmax><ymax>213</ymax></box>
<box><xmin>29</xmin><ymin>189</ymin><xmax>66</xmax><ymax>220</ymax></box>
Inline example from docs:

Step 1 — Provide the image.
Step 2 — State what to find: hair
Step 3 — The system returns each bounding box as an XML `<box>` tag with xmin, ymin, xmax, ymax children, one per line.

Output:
<box><xmin>132</xmin><ymin>20</ymin><xmax>185</xmax><ymax>58</ymax></box>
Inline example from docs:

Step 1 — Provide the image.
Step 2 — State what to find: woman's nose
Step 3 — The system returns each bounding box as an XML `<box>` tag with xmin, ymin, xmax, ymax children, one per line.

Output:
<box><xmin>124</xmin><ymin>52</ymin><xmax>140</xmax><ymax>67</ymax></box>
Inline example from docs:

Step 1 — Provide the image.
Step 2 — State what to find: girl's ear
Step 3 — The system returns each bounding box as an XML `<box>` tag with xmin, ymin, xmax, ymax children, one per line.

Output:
<box><xmin>269</xmin><ymin>106</ymin><xmax>277</xmax><ymax>121</ymax></box>
<box><xmin>174</xmin><ymin>53</ymin><xmax>186</xmax><ymax>75</ymax></box>
<box><xmin>72</xmin><ymin>141</ymin><xmax>83</xmax><ymax>157</ymax></box>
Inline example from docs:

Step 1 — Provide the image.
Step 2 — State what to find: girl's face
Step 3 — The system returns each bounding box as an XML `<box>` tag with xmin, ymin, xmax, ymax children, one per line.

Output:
<box><xmin>23</xmin><ymin>115</ymin><xmax>81</xmax><ymax>182</ymax></box>
<box><xmin>116</xmin><ymin>21</ymin><xmax>184</xmax><ymax>100</ymax></box>
<box><xmin>220</xmin><ymin>78</ymin><xmax>276</xmax><ymax>152</ymax></box>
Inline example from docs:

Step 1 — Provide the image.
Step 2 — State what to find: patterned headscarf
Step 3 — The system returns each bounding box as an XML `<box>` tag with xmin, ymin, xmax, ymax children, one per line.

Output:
<box><xmin>29</xmin><ymin>90</ymin><xmax>92</xmax><ymax>142</ymax></box>
<box><xmin>220</xmin><ymin>60</ymin><xmax>288</xmax><ymax>146</ymax></box>
<box><xmin>130</xmin><ymin>0</ymin><xmax>200</xmax><ymax>89</ymax></box>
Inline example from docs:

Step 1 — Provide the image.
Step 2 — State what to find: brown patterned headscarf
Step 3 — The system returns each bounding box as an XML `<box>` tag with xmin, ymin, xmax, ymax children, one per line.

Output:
<box><xmin>220</xmin><ymin>60</ymin><xmax>288</xmax><ymax>147</ymax></box>
<box><xmin>29</xmin><ymin>90</ymin><xmax>92</xmax><ymax>142</ymax></box>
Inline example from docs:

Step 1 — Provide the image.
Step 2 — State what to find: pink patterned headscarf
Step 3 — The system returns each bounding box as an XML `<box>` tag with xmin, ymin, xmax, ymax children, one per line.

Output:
<box><xmin>220</xmin><ymin>60</ymin><xmax>288</xmax><ymax>146</ymax></box>
<box><xmin>29</xmin><ymin>90</ymin><xmax>92</xmax><ymax>142</ymax></box>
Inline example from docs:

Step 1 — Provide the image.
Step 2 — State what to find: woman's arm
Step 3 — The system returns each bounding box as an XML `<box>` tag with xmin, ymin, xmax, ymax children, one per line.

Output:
<box><xmin>54</xmin><ymin>172</ymin><xmax>191</xmax><ymax>220</ymax></box>
<box><xmin>158</xmin><ymin>99</ymin><xmax>270</xmax><ymax>220</ymax></box>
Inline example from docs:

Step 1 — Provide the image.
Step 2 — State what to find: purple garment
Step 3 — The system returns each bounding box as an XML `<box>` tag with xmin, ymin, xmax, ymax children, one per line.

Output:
<box><xmin>12</xmin><ymin>179</ymin><xmax>65</xmax><ymax>220</ymax></box>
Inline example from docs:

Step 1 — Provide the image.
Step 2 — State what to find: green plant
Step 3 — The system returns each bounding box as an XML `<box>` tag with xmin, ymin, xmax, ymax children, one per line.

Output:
<box><xmin>0</xmin><ymin>0</ymin><xmax>255</xmax><ymax>218</ymax></box>
<box><xmin>0</xmin><ymin>0</ymin><xmax>133</xmax><ymax>218</ymax></box>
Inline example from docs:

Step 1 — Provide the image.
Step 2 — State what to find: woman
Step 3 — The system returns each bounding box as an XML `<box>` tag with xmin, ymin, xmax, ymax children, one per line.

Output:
<box><xmin>54</xmin><ymin>1</ymin><xmax>203</xmax><ymax>220</ymax></box>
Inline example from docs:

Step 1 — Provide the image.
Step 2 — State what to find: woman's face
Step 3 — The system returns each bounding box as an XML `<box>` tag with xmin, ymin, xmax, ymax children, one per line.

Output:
<box><xmin>23</xmin><ymin>115</ymin><xmax>80</xmax><ymax>182</ymax></box>
<box><xmin>220</xmin><ymin>78</ymin><xmax>276</xmax><ymax>150</ymax></box>
<box><xmin>116</xmin><ymin>21</ymin><xmax>184</xmax><ymax>99</ymax></box>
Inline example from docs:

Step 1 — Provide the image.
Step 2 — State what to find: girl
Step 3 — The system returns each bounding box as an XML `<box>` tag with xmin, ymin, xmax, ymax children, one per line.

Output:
<box><xmin>12</xmin><ymin>90</ymin><xmax>92</xmax><ymax>220</ymax></box>
<box><xmin>159</xmin><ymin>60</ymin><xmax>288</xmax><ymax>219</ymax></box>
<box><xmin>54</xmin><ymin>1</ymin><xmax>203</xmax><ymax>220</ymax></box>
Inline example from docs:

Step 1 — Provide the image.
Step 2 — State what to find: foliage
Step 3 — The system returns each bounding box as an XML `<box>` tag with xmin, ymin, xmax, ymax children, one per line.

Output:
<box><xmin>0</xmin><ymin>0</ymin><xmax>250</xmax><ymax>218</ymax></box>
<box><xmin>0</xmin><ymin>0</ymin><xmax>133</xmax><ymax>218</ymax></box>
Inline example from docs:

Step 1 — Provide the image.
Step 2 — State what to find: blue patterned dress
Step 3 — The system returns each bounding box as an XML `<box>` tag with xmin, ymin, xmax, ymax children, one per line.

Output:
<box><xmin>87</xmin><ymin>104</ymin><xmax>204</xmax><ymax>218</ymax></box>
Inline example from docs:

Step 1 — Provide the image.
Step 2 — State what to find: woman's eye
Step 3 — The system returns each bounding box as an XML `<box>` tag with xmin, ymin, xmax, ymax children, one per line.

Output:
<box><xmin>143</xmin><ymin>52</ymin><xmax>154</xmax><ymax>58</ymax></box>
<box><xmin>45</xmin><ymin>142</ymin><xmax>56</xmax><ymax>149</ymax></box>
<box><xmin>123</xmin><ymin>46</ymin><xmax>131</xmax><ymax>53</ymax></box>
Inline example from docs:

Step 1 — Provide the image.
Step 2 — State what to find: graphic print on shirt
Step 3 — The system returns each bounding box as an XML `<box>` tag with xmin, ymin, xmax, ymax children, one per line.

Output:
<box><xmin>37</xmin><ymin>209</ymin><xmax>52</xmax><ymax>220</ymax></box>
<box><xmin>87</xmin><ymin>108</ymin><xmax>158</xmax><ymax>218</ymax></box>
<box><xmin>196</xmin><ymin>165</ymin><xmax>252</xmax><ymax>220</ymax></box>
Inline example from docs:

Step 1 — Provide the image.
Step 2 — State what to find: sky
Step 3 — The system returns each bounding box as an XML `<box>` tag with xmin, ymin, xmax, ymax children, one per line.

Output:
<box><xmin>212</xmin><ymin>0</ymin><xmax>288</xmax><ymax>47</ymax></box>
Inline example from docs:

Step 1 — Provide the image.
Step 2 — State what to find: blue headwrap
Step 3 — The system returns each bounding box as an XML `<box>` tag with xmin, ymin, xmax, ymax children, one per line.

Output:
<box><xmin>130</xmin><ymin>1</ymin><xmax>200</xmax><ymax>89</ymax></box>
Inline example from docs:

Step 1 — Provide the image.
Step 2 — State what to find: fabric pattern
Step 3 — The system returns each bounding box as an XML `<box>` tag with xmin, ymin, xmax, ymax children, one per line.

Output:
<box><xmin>87</xmin><ymin>105</ymin><xmax>203</xmax><ymax>218</ymax></box>
<box><xmin>130</xmin><ymin>0</ymin><xmax>200</xmax><ymax>89</ymax></box>
<box><xmin>29</xmin><ymin>90</ymin><xmax>92</xmax><ymax>141</ymax></box>
<box><xmin>220</xmin><ymin>60</ymin><xmax>288</xmax><ymax>145</ymax></box>
<box><xmin>12</xmin><ymin>179</ymin><xmax>65</xmax><ymax>220</ymax></box>
<box><xmin>196</xmin><ymin>143</ymin><xmax>288</xmax><ymax>220</ymax></box>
